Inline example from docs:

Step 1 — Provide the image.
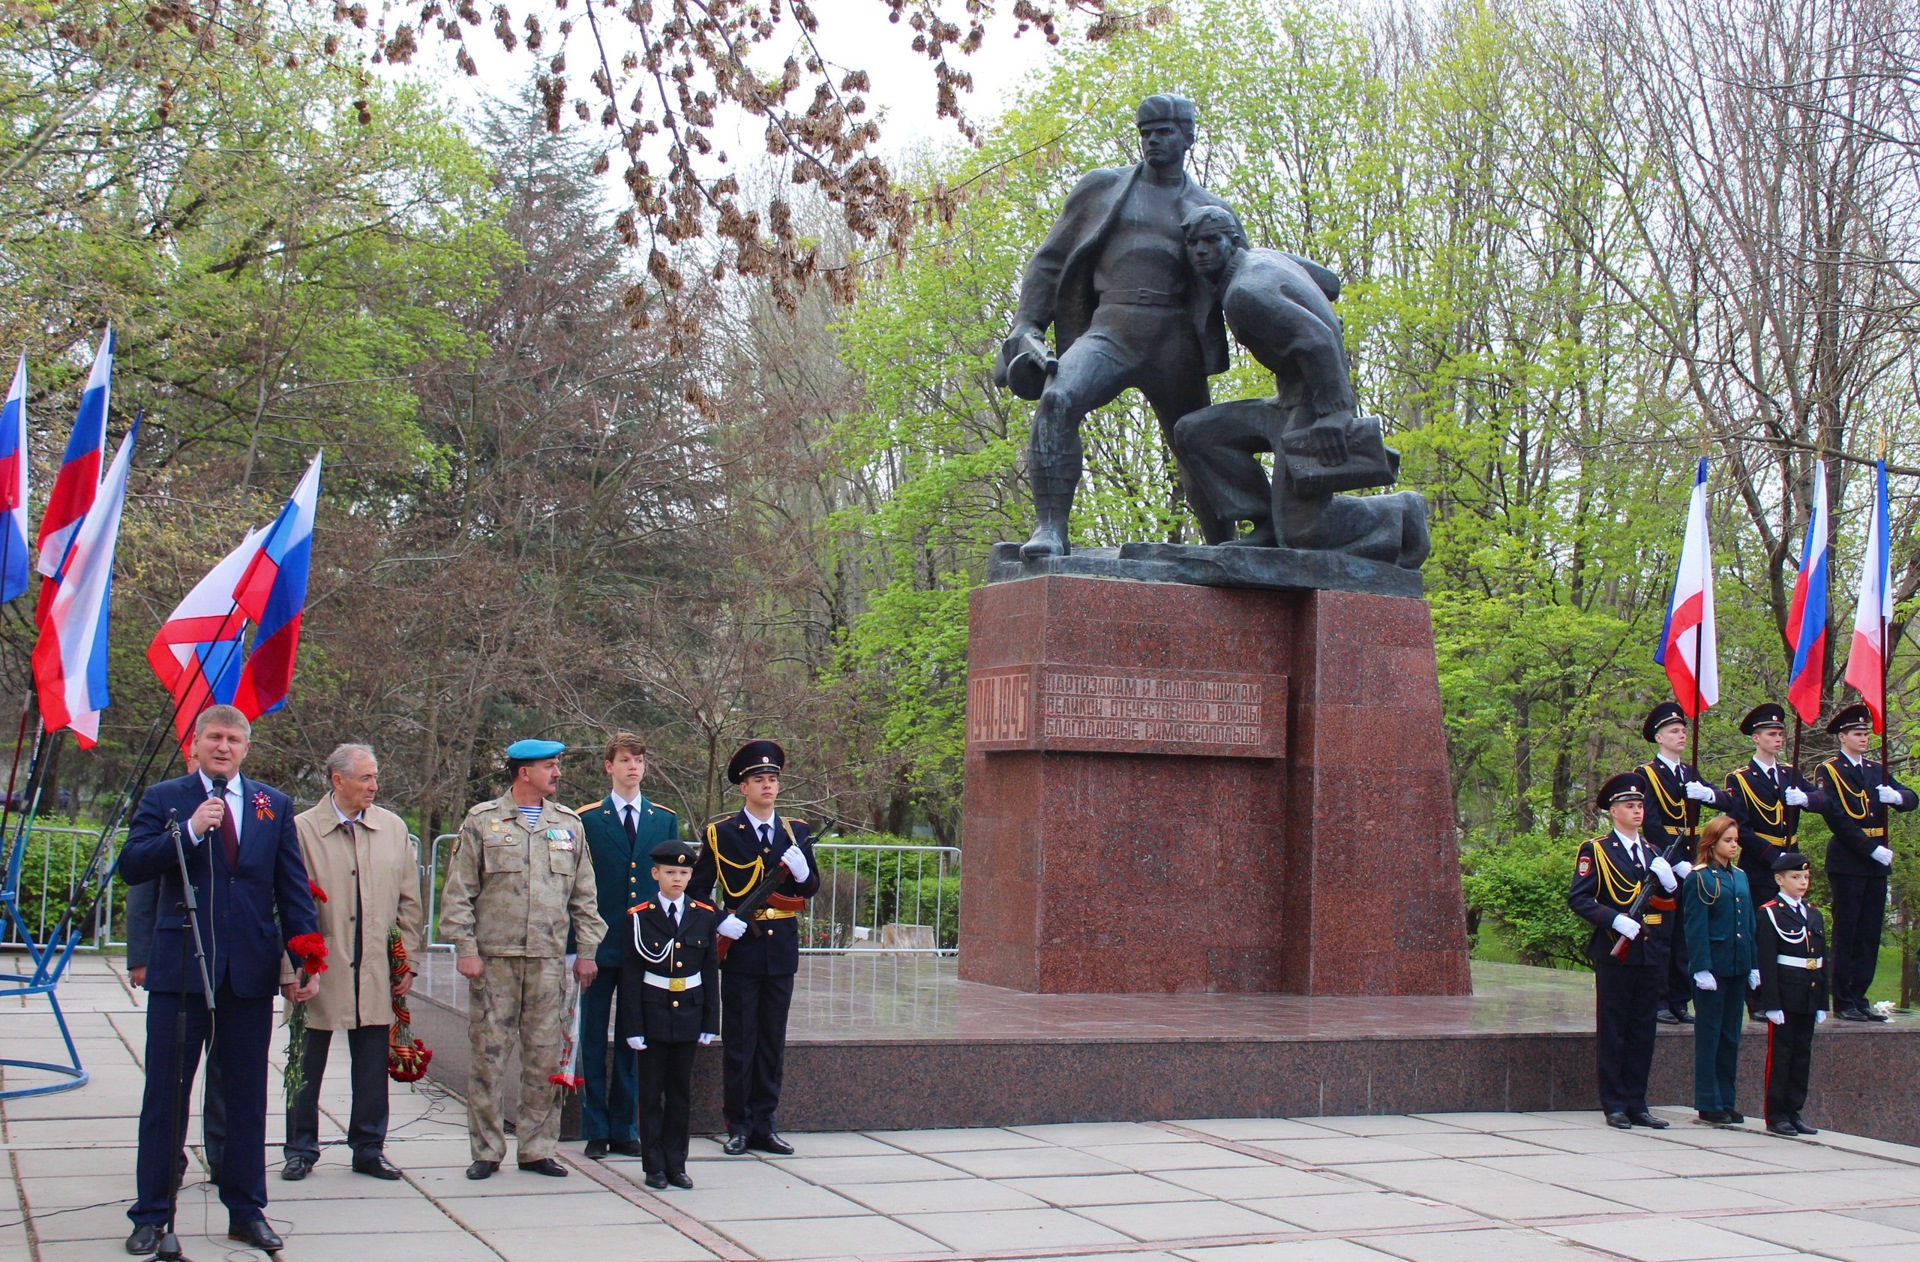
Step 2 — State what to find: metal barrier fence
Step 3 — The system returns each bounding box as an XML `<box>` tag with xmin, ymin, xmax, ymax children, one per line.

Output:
<box><xmin>1</xmin><ymin>824</ymin><xmax>127</xmax><ymax>949</ymax></box>
<box><xmin>420</xmin><ymin>834</ymin><xmax>960</xmax><ymax>955</ymax></box>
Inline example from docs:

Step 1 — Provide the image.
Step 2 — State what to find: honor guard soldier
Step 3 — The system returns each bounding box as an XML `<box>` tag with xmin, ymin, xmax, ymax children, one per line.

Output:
<box><xmin>1811</xmin><ymin>703</ymin><xmax>1916</xmax><ymax>1021</ymax></box>
<box><xmin>1722</xmin><ymin>702</ymin><xmax>1823</xmax><ymax>1016</ymax></box>
<box><xmin>576</xmin><ymin>732</ymin><xmax>677</xmax><ymax>1159</ymax></box>
<box><xmin>1755</xmin><ymin>851</ymin><xmax>1828</xmax><ymax>1136</ymax></box>
<box><xmin>1569</xmin><ymin>773</ymin><xmax>1680</xmax><ymax>1130</ymax></box>
<box><xmin>439</xmin><ymin>739</ymin><xmax>604</xmax><ymax>1181</ymax></box>
<box><xmin>618</xmin><ymin>838</ymin><xmax>718</xmax><ymax>1190</ymax></box>
<box><xmin>1637</xmin><ymin>700</ymin><xmax>1727</xmax><ymax>1025</ymax></box>
<box><xmin>688</xmin><ymin>740</ymin><xmax>821</xmax><ymax>1156</ymax></box>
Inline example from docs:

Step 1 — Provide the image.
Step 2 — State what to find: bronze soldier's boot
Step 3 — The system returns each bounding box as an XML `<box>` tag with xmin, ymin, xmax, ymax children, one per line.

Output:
<box><xmin>1020</xmin><ymin>458</ymin><xmax>1076</xmax><ymax>560</ymax></box>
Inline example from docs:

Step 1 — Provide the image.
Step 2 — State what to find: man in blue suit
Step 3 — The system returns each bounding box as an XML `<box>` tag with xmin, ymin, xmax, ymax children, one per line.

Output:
<box><xmin>119</xmin><ymin>705</ymin><xmax>318</xmax><ymax>1256</ymax></box>
<box><xmin>575</xmin><ymin>731</ymin><xmax>676</xmax><ymax>1159</ymax></box>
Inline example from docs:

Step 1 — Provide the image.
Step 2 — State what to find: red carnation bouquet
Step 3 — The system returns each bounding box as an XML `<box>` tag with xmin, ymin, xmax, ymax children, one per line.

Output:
<box><xmin>387</xmin><ymin>928</ymin><xmax>433</xmax><ymax>1083</ymax></box>
<box><xmin>282</xmin><ymin>922</ymin><xmax>330</xmax><ymax>1105</ymax></box>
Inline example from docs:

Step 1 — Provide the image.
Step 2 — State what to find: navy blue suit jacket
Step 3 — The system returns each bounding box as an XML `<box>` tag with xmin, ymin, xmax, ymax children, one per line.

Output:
<box><xmin>119</xmin><ymin>773</ymin><xmax>319</xmax><ymax>999</ymax></box>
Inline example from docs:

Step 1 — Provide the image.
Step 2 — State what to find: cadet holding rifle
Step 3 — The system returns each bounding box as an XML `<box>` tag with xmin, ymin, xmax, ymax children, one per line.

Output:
<box><xmin>1636</xmin><ymin>700</ymin><xmax>1731</xmax><ymax>1026</ymax></box>
<box><xmin>1569</xmin><ymin>773</ymin><xmax>1682</xmax><ymax>1130</ymax></box>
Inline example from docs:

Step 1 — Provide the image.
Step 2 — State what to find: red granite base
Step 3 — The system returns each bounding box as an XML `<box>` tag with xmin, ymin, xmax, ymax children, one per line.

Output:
<box><xmin>958</xmin><ymin>576</ymin><xmax>1470</xmax><ymax>996</ymax></box>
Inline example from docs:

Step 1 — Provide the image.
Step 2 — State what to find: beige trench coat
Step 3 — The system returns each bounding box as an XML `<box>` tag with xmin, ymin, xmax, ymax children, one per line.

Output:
<box><xmin>280</xmin><ymin>798</ymin><xmax>427</xmax><ymax>1030</ymax></box>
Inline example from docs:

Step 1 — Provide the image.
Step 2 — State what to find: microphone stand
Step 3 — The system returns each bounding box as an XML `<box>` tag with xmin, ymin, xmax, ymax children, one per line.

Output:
<box><xmin>157</xmin><ymin>808</ymin><xmax>216</xmax><ymax>1262</ymax></box>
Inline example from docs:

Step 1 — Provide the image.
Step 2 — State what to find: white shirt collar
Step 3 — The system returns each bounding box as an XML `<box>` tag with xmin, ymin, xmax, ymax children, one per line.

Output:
<box><xmin>1779</xmin><ymin>893</ymin><xmax>1804</xmax><ymax>912</ymax></box>
<box><xmin>1657</xmin><ymin>752</ymin><xmax>1684</xmax><ymax>771</ymax></box>
<box><xmin>743</xmin><ymin>807</ymin><xmax>776</xmax><ymax>833</ymax></box>
<box><xmin>1613</xmin><ymin>829</ymin><xmax>1644</xmax><ymax>852</ymax></box>
<box><xmin>659</xmin><ymin>893</ymin><xmax>683</xmax><ymax>916</ymax></box>
<box><xmin>198</xmin><ymin>771</ymin><xmax>242</xmax><ymax>799</ymax></box>
<box><xmin>1843</xmin><ymin>752</ymin><xmax>1865</xmax><ymax>767</ymax></box>
<box><xmin>609</xmin><ymin>789</ymin><xmax>645</xmax><ymax>815</ymax></box>
<box><xmin>330</xmin><ymin>794</ymin><xmax>364</xmax><ymax>828</ymax></box>
<box><xmin>1753</xmin><ymin>755</ymin><xmax>1779</xmax><ymax>772</ymax></box>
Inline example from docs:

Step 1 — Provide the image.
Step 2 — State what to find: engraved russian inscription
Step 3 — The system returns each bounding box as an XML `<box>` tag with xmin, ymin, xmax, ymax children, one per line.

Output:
<box><xmin>967</xmin><ymin>671</ymin><xmax>1031</xmax><ymax>744</ymax></box>
<box><xmin>1040</xmin><ymin>672</ymin><xmax>1261</xmax><ymax>746</ymax></box>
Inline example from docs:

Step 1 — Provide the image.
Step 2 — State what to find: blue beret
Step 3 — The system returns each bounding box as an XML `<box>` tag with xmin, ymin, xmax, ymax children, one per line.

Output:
<box><xmin>506</xmin><ymin>739</ymin><xmax>566</xmax><ymax>761</ymax></box>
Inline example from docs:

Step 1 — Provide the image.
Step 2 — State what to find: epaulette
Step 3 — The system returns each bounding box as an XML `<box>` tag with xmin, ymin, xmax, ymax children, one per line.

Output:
<box><xmin>690</xmin><ymin>899</ymin><xmax>713</xmax><ymax>912</ymax></box>
<box><xmin>654</xmin><ymin>803</ymin><xmax>677</xmax><ymax>815</ymax></box>
<box><xmin>629</xmin><ymin>901</ymin><xmax>653</xmax><ymax>914</ymax></box>
<box><xmin>574</xmin><ymin>801</ymin><xmax>603</xmax><ymax>815</ymax></box>
<box><xmin>1760</xmin><ymin>899</ymin><xmax>1779</xmax><ymax>909</ymax></box>
<box><xmin>549</xmin><ymin>801</ymin><xmax>583</xmax><ymax>818</ymax></box>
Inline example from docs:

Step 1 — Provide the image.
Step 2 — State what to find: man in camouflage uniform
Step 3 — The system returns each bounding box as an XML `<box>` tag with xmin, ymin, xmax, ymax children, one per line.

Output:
<box><xmin>440</xmin><ymin>738</ymin><xmax>604</xmax><ymax>1180</ymax></box>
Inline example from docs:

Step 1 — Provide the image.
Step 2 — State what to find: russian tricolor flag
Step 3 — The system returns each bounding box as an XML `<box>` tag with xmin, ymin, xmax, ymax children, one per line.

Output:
<box><xmin>1785</xmin><ymin>461</ymin><xmax>1829</xmax><ymax>725</ymax></box>
<box><xmin>31</xmin><ymin>421</ymin><xmax>138</xmax><ymax>747</ymax></box>
<box><xmin>1654</xmin><ymin>457</ymin><xmax>1720</xmax><ymax>716</ymax></box>
<box><xmin>1844</xmin><ymin>459</ymin><xmax>1893</xmax><ymax>732</ymax></box>
<box><xmin>0</xmin><ymin>353</ymin><xmax>28</xmax><ymax>604</ymax></box>
<box><xmin>36</xmin><ymin>328</ymin><xmax>111</xmax><ymax>621</ymax></box>
<box><xmin>148</xmin><ymin>525</ymin><xmax>265</xmax><ymax>747</ymax></box>
<box><xmin>231</xmin><ymin>452</ymin><xmax>320</xmax><ymax>718</ymax></box>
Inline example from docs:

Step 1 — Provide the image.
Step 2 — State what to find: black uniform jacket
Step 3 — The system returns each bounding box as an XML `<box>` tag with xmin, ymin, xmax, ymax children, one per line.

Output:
<box><xmin>1812</xmin><ymin>755</ymin><xmax>1917</xmax><ymax>878</ymax></box>
<box><xmin>1755</xmin><ymin>896</ymin><xmax>1828</xmax><ymax>1015</ymax></box>
<box><xmin>687</xmin><ymin>812</ymin><xmax>821</xmax><ymax>977</ymax></box>
<box><xmin>1637</xmin><ymin>758</ymin><xmax>1731</xmax><ymax>855</ymax></box>
<box><xmin>1570</xmin><ymin>831</ymin><xmax>1675</xmax><ymax>968</ymax></box>
<box><xmin>1723</xmin><ymin>760</ymin><xmax>1823</xmax><ymax>886</ymax></box>
<box><xmin>616</xmin><ymin>898</ymin><xmax>719</xmax><ymax>1044</ymax></box>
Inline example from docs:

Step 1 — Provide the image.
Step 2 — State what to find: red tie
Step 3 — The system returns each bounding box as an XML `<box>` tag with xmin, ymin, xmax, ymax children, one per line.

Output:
<box><xmin>218</xmin><ymin>794</ymin><xmax>241</xmax><ymax>870</ymax></box>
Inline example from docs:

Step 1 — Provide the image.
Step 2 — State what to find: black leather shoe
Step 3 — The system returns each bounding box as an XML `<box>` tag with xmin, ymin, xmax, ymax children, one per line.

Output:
<box><xmin>1749</xmin><ymin>1010</ymin><xmax>1770</xmax><ymax>1023</ymax></box>
<box><xmin>1865</xmin><ymin>1007</ymin><xmax>1890</xmax><ymax>1022</ymax></box>
<box><xmin>281</xmin><ymin>1154</ymin><xmax>313</xmax><ymax>1181</ymax></box>
<box><xmin>1675</xmin><ymin>1009</ymin><xmax>1694</xmax><ymax>1024</ymax></box>
<box><xmin>584</xmin><ymin>1139</ymin><xmax>610</xmax><ymax>1159</ymax></box>
<box><xmin>722</xmin><ymin>1133</ymin><xmax>749</xmax><ymax>1155</ymax></box>
<box><xmin>1725</xmin><ymin>1111</ymin><xmax>1745</xmax><ymax>1124</ymax></box>
<box><xmin>1605</xmin><ymin>1111</ymin><xmax>1633</xmax><ymax>1129</ymax></box>
<box><xmin>353</xmin><ymin>1153</ymin><xmax>403</xmax><ymax>1180</ymax></box>
<box><xmin>126</xmin><ymin>1223</ymin><xmax>162</xmax><ymax>1255</ymax></box>
<box><xmin>747</xmin><ymin>1132</ymin><xmax>795</xmax><ymax>1155</ymax></box>
<box><xmin>1791</xmin><ymin>1115</ymin><xmax>1820</xmax><ymax>1135</ymax></box>
<box><xmin>228</xmin><ymin>1220</ymin><xmax>284</xmax><ymax>1251</ymax></box>
<box><xmin>1656</xmin><ymin>1009</ymin><xmax>1682</xmax><ymax>1024</ymax></box>
<box><xmin>1627</xmin><ymin>1110</ymin><xmax>1669</xmax><ymax>1129</ymax></box>
<box><xmin>1767</xmin><ymin>1119</ymin><xmax>1800</xmax><ymax>1137</ymax></box>
<box><xmin>518</xmin><ymin>1157</ymin><xmax>568</xmax><ymax>1177</ymax></box>
<box><xmin>1839</xmin><ymin>1007</ymin><xmax>1872</xmax><ymax>1021</ymax></box>
<box><xmin>1697</xmin><ymin>1110</ymin><xmax>1731</xmax><ymax>1124</ymax></box>
<box><xmin>466</xmin><ymin>1160</ymin><xmax>499</xmax><ymax>1180</ymax></box>
<box><xmin>644</xmin><ymin>1170</ymin><xmax>669</xmax><ymax>1189</ymax></box>
<box><xmin>668</xmin><ymin>1170</ymin><xmax>694</xmax><ymax>1189</ymax></box>
<box><xmin>610</xmin><ymin>1140</ymin><xmax>643</xmax><ymax>1158</ymax></box>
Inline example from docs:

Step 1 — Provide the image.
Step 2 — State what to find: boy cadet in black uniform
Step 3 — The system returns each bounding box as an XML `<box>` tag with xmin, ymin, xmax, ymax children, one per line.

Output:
<box><xmin>618</xmin><ymin>838</ymin><xmax>718</xmax><ymax>1189</ymax></box>
<box><xmin>1570</xmin><ymin>773</ymin><xmax>1681</xmax><ymax>1129</ymax></box>
<box><xmin>688</xmin><ymin>741</ymin><xmax>821</xmax><ymax>1156</ymax></box>
<box><xmin>1755</xmin><ymin>851</ymin><xmax>1828</xmax><ymax>1136</ymax></box>
<box><xmin>1811</xmin><ymin>702</ymin><xmax>1917</xmax><ymax>1021</ymax></box>
<box><xmin>1722</xmin><ymin>703</ymin><xmax>1824</xmax><ymax>1020</ymax></box>
<box><xmin>1637</xmin><ymin>700</ymin><xmax>1727</xmax><ymax>1024</ymax></box>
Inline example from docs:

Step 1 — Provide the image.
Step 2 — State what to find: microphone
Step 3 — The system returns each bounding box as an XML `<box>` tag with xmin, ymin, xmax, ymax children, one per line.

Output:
<box><xmin>208</xmin><ymin>775</ymin><xmax>229</xmax><ymax>799</ymax></box>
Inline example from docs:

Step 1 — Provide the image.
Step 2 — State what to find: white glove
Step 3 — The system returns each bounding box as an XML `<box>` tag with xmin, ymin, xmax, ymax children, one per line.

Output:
<box><xmin>698</xmin><ymin>1032</ymin><xmax>717</xmax><ymax>1046</ymax></box>
<box><xmin>1748</xmin><ymin>969</ymin><xmax>1761</xmax><ymax>989</ymax></box>
<box><xmin>627</xmin><ymin>1036</ymin><xmax>646</xmax><ymax>1050</ymax></box>
<box><xmin>717</xmin><ymin>914</ymin><xmax>748</xmax><ymax>940</ymax></box>
<box><xmin>1766</xmin><ymin>1010</ymin><xmax>1785</xmax><ymax>1025</ymax></box>
<box><xmin>1612</xmin><ymin>914</ymin><xmax>1641</xmax><ymax>940</ymax></box>
<box><xmin>780</xmin><ymin>843</ymin><xmax>810</xmax><ymax>883</ymax></box>
<box><xmin>1649</xmin><ymin>856</ymin><xmax>1677</xmax><ymax>891</ymax></box>
<box><xmin>1685</xmin><ymin>781</ymin><xmax>1717</xmax><ymax>802</ymax></box>
<box><xmin>1815</xmin><ymin>1009</ymin><xmax>1828</xmax><ymax>1024</ymax></box>
<box><xmin>1879</xmin><ymin>784</ymin><xmax>1904</xmax><ymax>804</ymax></box>
<box><xmin>1673</xmin><ymin>861</ymin><xmax>1694</xmax><ymax>881</ymax></box>
<box><xmin>1784</xmin><ymin>787</ymin><xmax>1809</xmax><ymax>807</ymax></box>
<box><xmin>1872</xmin><ymin>845</ymin><xmax>1895</xmax><ymax>867</ymax></box>
<box><xmin>1694</xmin><ymin>971</ymin><xmax>1717</xmax><ymax>991</ymax></box>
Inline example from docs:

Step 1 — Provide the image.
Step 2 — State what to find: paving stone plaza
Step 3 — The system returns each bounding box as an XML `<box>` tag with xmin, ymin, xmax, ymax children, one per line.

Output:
<box><xmin>6</xmin><ymin>957</ymin><xmax>1920</xmax><ymax>1261</ymax></box>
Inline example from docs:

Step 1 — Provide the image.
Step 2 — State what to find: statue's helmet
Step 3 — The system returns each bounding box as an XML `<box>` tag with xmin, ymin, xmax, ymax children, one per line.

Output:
<box><xmin>1181</xmin><ymin>204</ymin><xmax>1247</xmax><ymax>250</ymax></box>
<box><xmin>1135</xmin><ymin>94</ymin><xmax>1198</xmax><ymax>139</ymax></box>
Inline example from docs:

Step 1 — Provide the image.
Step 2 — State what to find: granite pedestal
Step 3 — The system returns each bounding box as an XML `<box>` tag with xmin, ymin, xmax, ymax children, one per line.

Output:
<box><xmin>958</xmin><ymin>571</ymin><xmax>1470</xmax><ymax>996</ymax></box>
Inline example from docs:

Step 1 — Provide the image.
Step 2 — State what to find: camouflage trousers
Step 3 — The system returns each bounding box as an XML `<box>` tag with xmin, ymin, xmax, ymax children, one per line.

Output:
<box><xmin>467</xmin><ymin>955</ymin><xmax>569</xmax><ymax>1162</ymax></box>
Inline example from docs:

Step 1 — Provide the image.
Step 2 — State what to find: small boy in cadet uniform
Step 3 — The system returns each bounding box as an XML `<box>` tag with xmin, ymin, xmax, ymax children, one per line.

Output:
<box><xmin>617</xmin><ymin>838</ymin><xmax>718</xmax><ymax>1190</ymax></box>
<box><xmin>1569</xmin><ymin>772</ymin><xmax>1681</xmax><ymax>1130</ymax></box>
<box><xmin>1755</xmin><ymin>850</ymin><xmax>1828</xmax><ymax>1137</ymax></box>
<box><xmin>1722</xmin><ymin>702</ymin><xmax>1824</xmax><ymax>1020</ymax></box>
<box><xmin>1637</xmin><ymin>700</ymin><xmax>1729</xmax><ymax>1026</ymax></box>
<box><xmin>1810</xmin><ymin>702</ymin><xmax>1916</xmax><ymax>1022</ymax></box>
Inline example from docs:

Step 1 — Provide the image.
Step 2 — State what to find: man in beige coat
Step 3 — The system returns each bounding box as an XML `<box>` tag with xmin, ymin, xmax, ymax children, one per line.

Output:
<box><xmin>439</xmin><ymin>738</ymin><xmax>603</xmax><ymax>1180</ymax></box>
<box><xmin>280</xmin><ymin>743</ymin><xmax>426</xmax><ymax>1182</ymax></box>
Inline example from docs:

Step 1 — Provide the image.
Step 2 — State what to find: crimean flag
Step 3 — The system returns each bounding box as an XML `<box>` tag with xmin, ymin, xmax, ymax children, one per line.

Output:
<box><xmin>231</xmin><ymin>452</ymin><xmax>320</xmax><ymax>718</ymax></box>
<box><xmin>31</xmin><ymin>420</ymin><xmax>137</xmax><ymax>747</ymax></box>
<box><xmin>1844</xmin><ymin>458</ymin><xmax>1893</xmax><ymax>733</ymax></box>
<box><xmin>148</xmin><ymin>526</ymin><xmax>265</xmax><ymax>748</ymax></box>
<box><xmin>35</xmin><ymin>327</ymin><xmax>111</xmax><ymax>621</ymax></box>
<box><xmin>1786</xmin><ymin>460</ymin><xmax>1830</xmax><ymax>725</ymax></box>
<box><xmin>0</xmin><ymin>353</ymin><xmax>28</xmax><ymax>604</ymax></box>
<box><xmin>1654</xmin><ymin>457</ymin><xmax>1720</xmax><ymax>716</ymax></box>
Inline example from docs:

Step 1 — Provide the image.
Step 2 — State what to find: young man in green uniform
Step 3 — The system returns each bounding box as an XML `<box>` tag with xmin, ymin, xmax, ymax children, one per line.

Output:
<box><xmin>575</xmin><ymin>732</ymin><xmax>677</xmax><ymax>1157</ymax></box>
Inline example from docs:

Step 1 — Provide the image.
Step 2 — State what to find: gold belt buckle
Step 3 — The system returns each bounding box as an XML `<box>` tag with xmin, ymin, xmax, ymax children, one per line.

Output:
<box><xmin>667</xmin><ymin>977</ymin><xmax>687</xmax><ymax>992</ymax></box>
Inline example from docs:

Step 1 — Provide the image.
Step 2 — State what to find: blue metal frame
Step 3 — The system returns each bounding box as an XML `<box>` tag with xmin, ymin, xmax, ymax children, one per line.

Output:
<box><xmin>1</xmin><ymin>815</ymin><xmax>91</xmax><ymax>1099</ymax></box>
